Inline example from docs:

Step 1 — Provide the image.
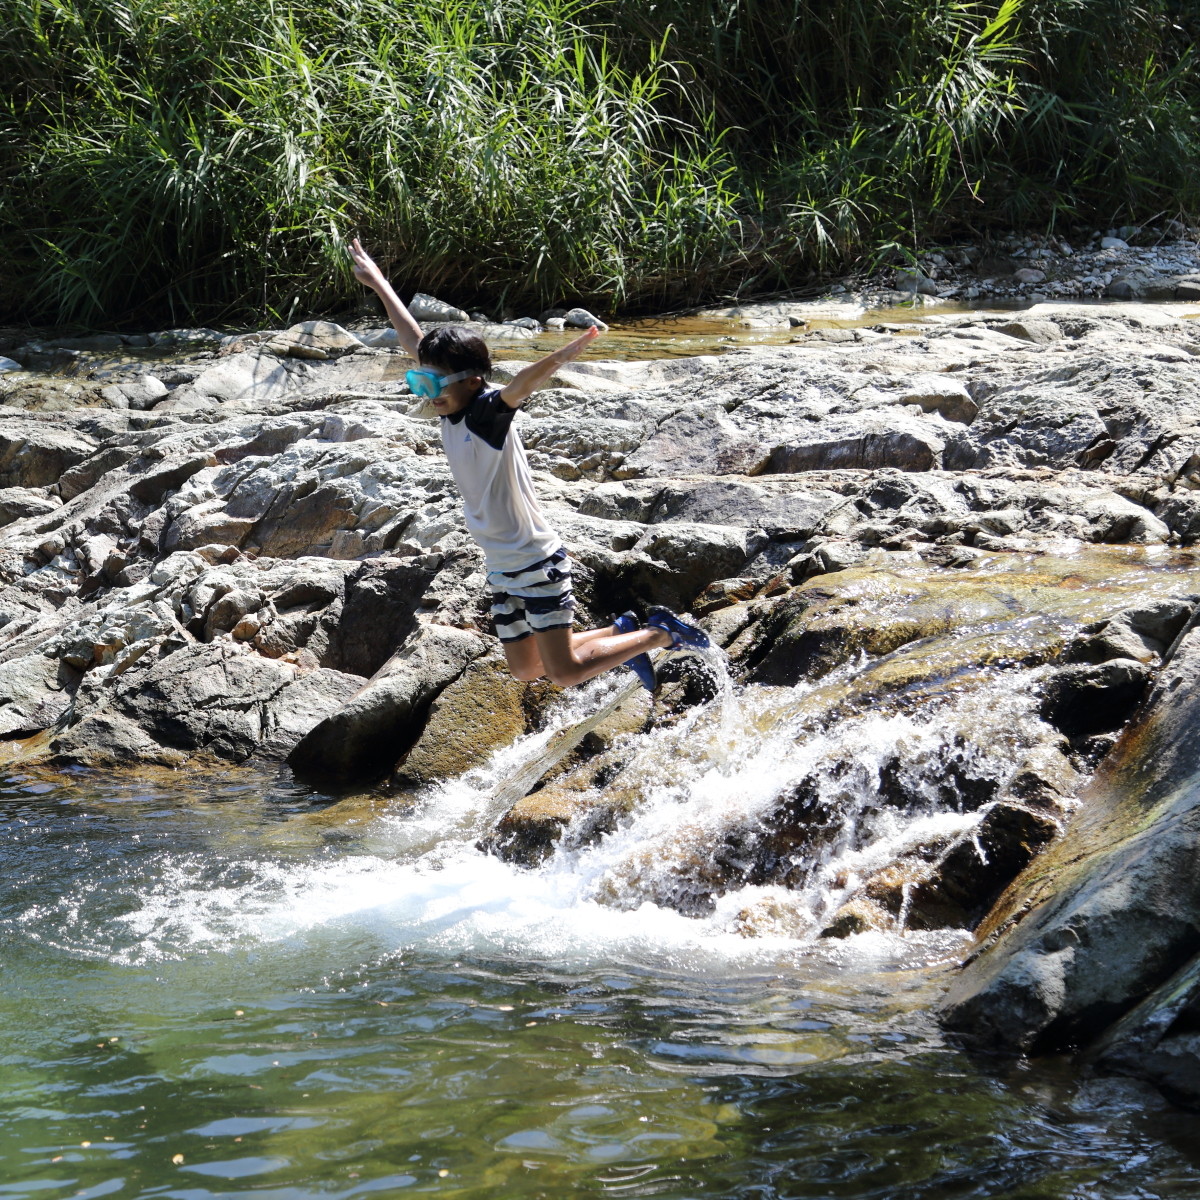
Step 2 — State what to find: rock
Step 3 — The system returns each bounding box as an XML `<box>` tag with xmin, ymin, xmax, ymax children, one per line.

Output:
<box><xmin>894</xmin><ymin>375</ymin><xmax>978</xmax><ymax>423</ymax></box>
<box><xmin>1089</xmin><ymin>953</ymin><xmax>1200</xmax><ymax>1109</ymax></box>
<box><xmin>268</xmin><ymin>320</ymin><xmax>363</xmax><ymax>360</ymax></box>
<box><xmin>408</xmin><ymin>293</ymin><xmax>470</xmax><ymax>324</ymax></box>
<box><xmin>903</xmin><ymin>802</ymin><xmax>1061</xmax><ymax>930</ymax></box>
<box><xmin>563</xmin><ymin>307</ymin><xmax>608</xmax><ymax>330</ymax></box>
<box><xmin>47</xmin><ymin>711</ymin><xmax>187</xmax><ymax>769</ymax></box>
<box><xmin>99</xmin><ymin>375</ymin><xmax>169</xmax><ymax>411</ymax></box>
<box><xmin>0</xmin><ymin>357</ymin><xmax>21</xmax><ymax>373</ymax></box>
<box><xmin>101</xmin><ymin>639</ymin><xmax>357</xmax><ymax>763</ymax></box>
<box><xmin>619</xmin><ymin>405</ymin><xmax>771</xmax><ymax>477</ymax></box>
<box><xmin>1013</xmin><ymin>268</ymin><xmax>1047</xmax><ymax>285</ymax></box>
<box><xmin>1101</xmin><ymin>237</ymin><xmax>1130</xmax><ymax>250</ymax></box>
<box><xmin>162</xmin><ymin>352</ymin><xmax>298</xmax><ymax>409</ymax></box>
<box><xmin>993</xmin><ymin>319</ymin><xmax>1063</xmax><ymax>344</ymax></box>
<box><xmin>0</xmin><ymin>419</ymin><xmax>97</xmax><ymax>487</ymax></box>
<box><xmin>820</xmin><ymin>896</ymin><xmax>893</xmax><ymax>938</ymax></box>
<box><xmin>504</xmin><ymin>318</ymin><xmax>541</xmax><ymax>331</ymax></box>
<box><xmin>939</xmin><ymin>612</ymin><xmax>1200</xmax><ymax>1055</ymax></box>
<box><xmin>767</xmin><ymin>411</ymin><xmax>945</xmax><ymax>474</ymax></box>
<box><xmin>0</xmin><ymin>486</ymin><xmax>60</xmax><ymax>527</ymax></box>
<box><xmin>288</xmin><ymin>623</ymin><xmax>488</xmax><ymax>784</ymax></box>
<box><xmin>0</xmin><ymin>652</ymin><xmax>80</xmax><ymax>736</ymax></box>
<box><xmin>1066</xmin><ymin>599</ymin><xmax>1194</xmax><ymax>665</ymax></box>
<box><xmin>391</xmin><ymin>651</ymin><xmax>533</xmax><ymax>787</ymax></box>
<box><xmin>1039</xmin><ymin>658</ymin><xmax>1152</xmax><ymax>738</ymax></box>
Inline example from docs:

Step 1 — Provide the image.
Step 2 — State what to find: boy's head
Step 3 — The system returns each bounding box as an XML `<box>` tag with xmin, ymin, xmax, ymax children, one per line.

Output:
<box><xmin>417</xmin><ymin>325</ymin><xmax>491</xmax><ymax>415</ymax></box>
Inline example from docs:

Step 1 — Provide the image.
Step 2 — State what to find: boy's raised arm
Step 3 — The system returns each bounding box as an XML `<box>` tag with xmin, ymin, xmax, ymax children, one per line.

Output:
<box><xmin>499</xmin><ymin>325</ymin><xmax>601</xmax><ymax>409</ymax></box>
<box><xmin>348</xmin><ymin>237</ymin><xmax>423</xmax><ymax>360</ymax></box>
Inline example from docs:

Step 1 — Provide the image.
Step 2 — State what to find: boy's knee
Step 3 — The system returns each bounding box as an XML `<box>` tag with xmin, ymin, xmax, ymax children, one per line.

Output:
<box><xmin>510</xmin><ymin>665</ymin><xmax>545</xmax><ymax>682</ymax></box>
<box><xmin>545</xmin><ymin>665</ymin><xmax>585</xmax><ymax>688</ymax></box>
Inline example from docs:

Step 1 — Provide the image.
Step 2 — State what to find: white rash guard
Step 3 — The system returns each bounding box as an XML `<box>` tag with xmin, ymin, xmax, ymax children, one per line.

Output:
<box><xmin>440</xmin><ymin>386</ymin><xmax>563</xmax><ymax>573</ymax></box>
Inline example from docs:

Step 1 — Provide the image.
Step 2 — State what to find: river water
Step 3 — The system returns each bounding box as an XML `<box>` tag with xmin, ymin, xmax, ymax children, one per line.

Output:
<box><xmin>6</xmin><ymin>583</ymin><xmax>1200</xmax><ymax>1196</ymax></box>
<box><xmin>5</xmin><ymin>315</ymin><xmax>1200</xmax><ymax>1196</ymax></box>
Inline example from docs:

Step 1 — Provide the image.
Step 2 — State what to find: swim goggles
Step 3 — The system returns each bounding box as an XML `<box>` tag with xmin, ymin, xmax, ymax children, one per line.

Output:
<box><xmin>405</xmin><ymin>367</ymin><xmax>474</xmax><ymax>399</ymax></box>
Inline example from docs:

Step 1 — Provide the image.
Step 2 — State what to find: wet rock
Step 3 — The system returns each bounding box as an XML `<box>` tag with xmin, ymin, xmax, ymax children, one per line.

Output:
<box><xmin>391</xmin><ymin>651</ymin><xmax>533</xmax><ymax>788</ymax></box>
<box><xmin>820</xmin><ymin>896</ymin><xmax>893</xmax><ymax>937</ymax></box>
<box><xmin>1066</xmin><ymin>599</ymin><xmax>1194</xmax><ymax>665</ymax></box>
<box><xmin>288</xmin><ymin>623</ymin><xmax>488</xmax><ymax>785</ymax></box>
<box><xmin>939</xmin><ymin>615</ymin><xmax>1200</xmax><ymax>1055</ymax></box>
<box><xmin>904</xmin><ymin>802</ymin><xmax>1061</xmax><ymax>930</ymax></box>
<box><xmin>1089</xmin><ymin>954</ymin><xmax>1200</xmax><ymax>1109</ymax></box>
<box><xmin>1039</xmin><ymin>658</ymin><xmax>1152</xmax><ymax>738</ymax></box>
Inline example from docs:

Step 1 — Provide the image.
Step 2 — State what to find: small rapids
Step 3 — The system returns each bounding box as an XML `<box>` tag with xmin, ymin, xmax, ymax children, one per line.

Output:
<box><xmin>15</xmin><ymin>640</ymin><xmax>1053</xmax><ymax>972</ymax></box>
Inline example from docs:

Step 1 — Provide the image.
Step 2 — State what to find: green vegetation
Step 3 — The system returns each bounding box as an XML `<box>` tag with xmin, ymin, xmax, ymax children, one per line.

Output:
<box><xmin>1</xmin><ymin>0</ymin><xmax>1197</xmax><ymax>326</ymax></box>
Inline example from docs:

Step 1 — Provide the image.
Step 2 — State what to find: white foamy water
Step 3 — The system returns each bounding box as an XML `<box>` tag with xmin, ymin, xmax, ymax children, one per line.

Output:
<box><xmin>28</xmin><ymin>647</ymin><xmax>1048</xmax><ymax>974</ymax></box>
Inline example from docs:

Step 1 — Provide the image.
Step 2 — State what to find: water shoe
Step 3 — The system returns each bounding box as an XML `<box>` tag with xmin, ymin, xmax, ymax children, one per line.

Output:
<box><xmin>646</xmin><ymin>606</ymin><xmax>711</xmax><ymax>652</ymax></box>
<box><xmin>612</xmin><ymin>611</ymin><xmax>657</xmax><ymax>692</ymax></box>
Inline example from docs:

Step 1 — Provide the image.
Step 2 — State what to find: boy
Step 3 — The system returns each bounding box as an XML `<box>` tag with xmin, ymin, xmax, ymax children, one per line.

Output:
<box><xmin>348</xmin><ymin>237</ymin><xmax>709</xmax><ymax>691</ymax></box>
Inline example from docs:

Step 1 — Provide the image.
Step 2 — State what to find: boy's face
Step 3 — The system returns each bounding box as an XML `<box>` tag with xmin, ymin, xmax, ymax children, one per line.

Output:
<box><xmin>422</xmin><ymin>365</ymin><xmax>483</xmax><ymax>416</ymax></box>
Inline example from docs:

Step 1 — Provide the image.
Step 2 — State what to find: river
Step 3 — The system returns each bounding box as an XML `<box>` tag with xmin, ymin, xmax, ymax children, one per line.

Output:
<box><xmin>4</xmin><ymin>306</ymin><xmax>1200</xmax><ymax>1197</ymax></box>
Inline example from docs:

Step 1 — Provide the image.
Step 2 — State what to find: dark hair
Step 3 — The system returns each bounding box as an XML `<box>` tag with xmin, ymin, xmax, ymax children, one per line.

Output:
<box><xmin>418</xmin><ymin>325</ymin><xmax>491</xmax><ymax>376</ymax></box>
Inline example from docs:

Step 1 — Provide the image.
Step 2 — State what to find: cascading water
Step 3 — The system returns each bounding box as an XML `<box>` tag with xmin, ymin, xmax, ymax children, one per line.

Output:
<box><xmin>5</xmin><ymin>552</ymin><xmax>1200</xmax><ymax>1194</ymax></box>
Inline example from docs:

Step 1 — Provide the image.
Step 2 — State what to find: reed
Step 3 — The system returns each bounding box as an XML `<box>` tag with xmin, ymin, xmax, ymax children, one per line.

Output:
<box><xmin>0</xmin><ymin>0</ymin><xmax>1195</xmax><ymax>326</ymax></box>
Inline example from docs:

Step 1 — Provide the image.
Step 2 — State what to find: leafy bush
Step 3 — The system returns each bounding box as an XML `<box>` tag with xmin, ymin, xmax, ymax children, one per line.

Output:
<box><xmin>0</xmin><ymin>0</ymin><xmax>1196</xmax><ymax>326</ymax></box>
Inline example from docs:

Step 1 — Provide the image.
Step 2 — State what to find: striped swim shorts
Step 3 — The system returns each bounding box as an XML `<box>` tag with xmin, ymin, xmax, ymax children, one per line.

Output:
<box><xmin>488</xmin><ymin>548</ymin><xmax>575</xmax><ymax>643</ymax></box>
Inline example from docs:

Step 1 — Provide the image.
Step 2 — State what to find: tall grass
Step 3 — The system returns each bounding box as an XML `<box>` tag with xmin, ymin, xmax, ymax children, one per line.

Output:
<box><xmin>0</xmin><ymin>0</ymin><xmax>1196</xmax><ymax>326</ymax></box>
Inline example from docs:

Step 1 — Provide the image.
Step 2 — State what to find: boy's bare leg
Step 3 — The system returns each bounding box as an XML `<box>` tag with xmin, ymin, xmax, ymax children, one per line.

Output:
<box><xmin>511</xmin><ymin>626</ymin><xmax>670</xmax><ymax>689</ymax></box>
<box><xmin>501</xmin><ymin>622</ymin><xmax>619</xmax><ymax>681</ymax></box>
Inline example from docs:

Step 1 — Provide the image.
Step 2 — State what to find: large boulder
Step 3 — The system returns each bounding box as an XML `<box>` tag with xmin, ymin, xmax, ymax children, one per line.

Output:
<box><xmin>939</xmin><ymin>605</ymin><xmax>1200</xmax><ymax>1054</ymax></box>
<box><xmin>288</xmin><ymin>623</ymin><xmax>488</xmax><ymax>785</ymax></box>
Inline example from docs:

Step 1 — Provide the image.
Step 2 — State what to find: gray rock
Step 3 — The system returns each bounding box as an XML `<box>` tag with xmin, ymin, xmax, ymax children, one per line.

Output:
<box><xmin>563</xmin><ymin>307</ymin><xmax>608</xmax><ymax>330</ymax></box>
<box><xmin>993</xmin><ymin>319</ymin><xmax>1063</xmax><ymax>344</ymax></box>
<box><xmin>288</xmin><ymin>623</ymin><xmax>488</xmax><ymax>784</ymax></box>
<box><xmin>0</xmin><ymin>487</ymin><xmax>61</xmax><ymax>527</ymax></box>
<box><xmin>0</xmin><ymin>420</ymin><xmax>97</xmax><ymax>488</ymax></box>
<box><xmin>267</xmin><ymin>320</ymin><xmax>364</xmax><ymax>360</ymax></box>
<box><xmin>894</xmin><ymin>375</ymin><xmax>978</xmax><ymax>423</ymax></box>
<box><xmin>99</xmin><ymin>376</ymin><xmax>169</xmax><ymax>411</ymax></box>
<box><xmin>408</xmin><ymin>293</ymin><xmax>470</xmax><ymax>324</ymax></box>
<box><xmin>0</xmin><ymin>357</ymin><xmax>22</xmax><ymax>373</ymax></box>
<box><xmin>940</xmin><ymin>609</ymin><xmax>1200</xmax><ymax>1054</ymax></box>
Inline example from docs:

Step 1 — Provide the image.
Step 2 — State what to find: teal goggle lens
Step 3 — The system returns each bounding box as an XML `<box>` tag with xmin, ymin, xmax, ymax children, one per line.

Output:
<box><xmin>406</xmin><ymin>368</ymin><xmax>473</xmax><ymax>399</ymax></box>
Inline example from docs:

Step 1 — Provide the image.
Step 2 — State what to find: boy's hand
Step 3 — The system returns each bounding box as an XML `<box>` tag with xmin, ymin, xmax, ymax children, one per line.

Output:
<box><xmin>500</xmin><ymin>322</ymin><xmax>604</xmax><ymax>408</ymax></box>
<box><xmin>349</xmin><ymin>237</ymin><xmax>387</xmax><ymax>291</ymax></box>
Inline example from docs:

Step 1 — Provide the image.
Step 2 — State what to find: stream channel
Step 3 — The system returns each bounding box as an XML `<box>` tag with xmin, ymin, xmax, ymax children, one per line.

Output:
<box><xmin>3</xmin><ymin>303</ymin><xmax>1200</xmax><ymax>1198</ymax></box>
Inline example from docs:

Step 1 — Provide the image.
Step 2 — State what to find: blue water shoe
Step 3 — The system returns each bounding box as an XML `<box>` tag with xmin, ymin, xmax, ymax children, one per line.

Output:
<box><xmin>646</xmin><ymin>606</ymin><xmax>711</xmax><ymax>652</ymax></box>
<box><xmin>612</xmin><ymin>611</ymin><xmax>657</xmax><ymax>692</ymax></box>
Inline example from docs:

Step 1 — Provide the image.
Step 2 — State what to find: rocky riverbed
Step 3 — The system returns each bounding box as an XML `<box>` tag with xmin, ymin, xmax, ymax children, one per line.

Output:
<box><xmin>4</xmin><ymin>296</ymin><xmax>1200</xmax><ymax>1106</ymax></box>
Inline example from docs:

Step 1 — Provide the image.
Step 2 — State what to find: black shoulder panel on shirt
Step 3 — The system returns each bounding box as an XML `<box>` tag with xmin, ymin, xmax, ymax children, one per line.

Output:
<box><xmin>462</xmin><ymin>387</ymin><xmax>517</xmax><ymax>451</ymax></box>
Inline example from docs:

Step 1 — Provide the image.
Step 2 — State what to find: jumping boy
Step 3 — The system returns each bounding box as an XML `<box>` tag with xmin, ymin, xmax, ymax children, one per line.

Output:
<box><xmin>348</xmin><ymin>237</ymin><xmax>709</xmax><ymax>692</ymax></box>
